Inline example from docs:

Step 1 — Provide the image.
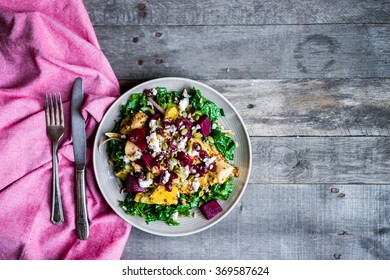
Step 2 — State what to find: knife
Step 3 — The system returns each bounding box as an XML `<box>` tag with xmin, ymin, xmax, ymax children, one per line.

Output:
<box><xmin>71</xmin><ymin>77</ymin><xmax>90</xmax><ymax>240</ymax></box>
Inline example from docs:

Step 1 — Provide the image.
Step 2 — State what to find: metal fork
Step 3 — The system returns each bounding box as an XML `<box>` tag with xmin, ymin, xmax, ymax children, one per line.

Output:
<box><xmin>45</xmin><ymin>93</ymin><xmax>65</xmax><ymax>225</ymax></box>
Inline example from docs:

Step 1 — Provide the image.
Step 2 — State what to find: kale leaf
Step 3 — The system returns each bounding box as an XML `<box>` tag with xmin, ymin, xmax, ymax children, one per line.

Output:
<box><xmin>121</xmin><ymin>93</ymin><xmax>148</xmax><ymax>117</ymax></box>
<box><xmin>191</xmin><ymin>88</ymin><xmax>224</xmax><ymax>121</ymax></box>
<box><xmin>210</xmin><ymin>126</ymin><xmax>236</xmax><ymax>161</ymax></box>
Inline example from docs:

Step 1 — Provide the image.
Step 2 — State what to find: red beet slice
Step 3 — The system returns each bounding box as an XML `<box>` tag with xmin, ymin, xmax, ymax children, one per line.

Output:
<box><xmin>197</xmin><ymin>115</ymin><xmax>211</xmax><ymax>137</ymax></box>
<box><xmin>138</xmin><ymin>153</ymin><xmax>153</xmax><ymax>169</ymax></box>
<box><xmin>125</xmin><ymin>174</ymin><xmax>146</xmax><ymax>193</ymax></box>
<box><xmin>127</xmin><ymin>127</ymin><xmax>147</xmax><ymax>150</ymax></box>
<box><xmin>200</xmin><ymin>200</ymin><xmax>223</xmax><ymax>220</ymax></box>
<box><xmin>177</xmin><ymin>151</ymin><xmax>192</xmax><ymax>166</ymax></box>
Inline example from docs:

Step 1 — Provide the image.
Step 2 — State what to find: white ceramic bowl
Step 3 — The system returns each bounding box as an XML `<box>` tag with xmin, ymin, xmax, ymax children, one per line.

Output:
<box><xmin>93</xmin><ymin>77</ymin><xmax>251</xmax><ymax>236</ymax></box>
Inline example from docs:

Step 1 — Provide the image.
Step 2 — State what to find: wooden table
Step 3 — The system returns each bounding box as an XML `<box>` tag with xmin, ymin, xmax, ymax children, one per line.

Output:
<box><xmin>83</xmin><ymin>0</ymin><xmax>390</xmax><ymax>260</ymax></box>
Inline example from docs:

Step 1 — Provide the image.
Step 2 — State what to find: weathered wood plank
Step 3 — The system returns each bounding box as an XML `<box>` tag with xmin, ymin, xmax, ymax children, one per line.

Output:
<box><xmin>95</xmin><ymin>25</ymin><xmax>390</xmax><ymax>79</ymax></box>
<box><xmin>120</xmin><ymin>79</ymin><xmax>390</xmax><ymax>137</ymax></box>
<box><xmin>84</xmin><ymin>0</ymin><xmax>390</xmax><ymax>26</ymax></box>
<box><xmin>121</xmin><ymin>184</ymin><xmax>390</xmax><ymax>260</ymax></box>
<box><xmin>250</xmin><ymin>137</ymin><xmax>390</xmax><ymax>184</ymax></box>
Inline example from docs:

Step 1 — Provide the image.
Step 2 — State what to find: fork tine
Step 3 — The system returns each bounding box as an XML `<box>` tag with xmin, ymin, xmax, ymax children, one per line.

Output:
<box><xmin>49</xmin><ymin>93</ymin><xmax>55</xmax><ymax>125</ymax></box>
<box><xmin>54</xmin><ymin>94</ymin><xmax>60</xmax><ymax>125</ymax></box>
<box><xmin>45</xmin><ymin>93</ymin><xmax>50</xmax><ymax>126</ymax></box>
<box><xmin>58</xmin><ymin>94</ymin><xmax>64</xmax><ymax>126</ymax></box>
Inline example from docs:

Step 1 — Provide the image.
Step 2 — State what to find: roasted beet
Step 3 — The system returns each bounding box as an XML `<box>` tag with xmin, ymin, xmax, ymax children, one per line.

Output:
<box><xmin>177</xmin><ymin>151</ymin><xmax>192</xmax><ymax>166</ymax></box>
<box><xmin>127</xmin><ymin>127</ymin><xmax>147</xmax><ymax>150</ymax></box>
<box><xmin>125</xmin><ymin>174</ymin><xmax>146</xmax><ymax>193</ymax></box>
<box><xmin>197</xmin><ymin>115</ymin><xmax>211</xmax><ymax>137</ymax></box>
<box><xmin>138</xmin><ymin>153</ymin><xmax>153</xmax><ymax>169</ymax></box>
<box><xmin>200</xmin><ymin>200</ymin><xmax>223</xmax><ymax>220</ymax></box>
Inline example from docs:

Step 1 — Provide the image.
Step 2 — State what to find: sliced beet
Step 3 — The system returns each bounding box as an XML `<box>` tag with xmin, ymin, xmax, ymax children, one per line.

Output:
<box><xmin>139</xmin><ymin>153</ymin><xmax>153</xmax><ymax>169</ymax></box>
<box><xmin>197</xmin><ymin>115</ymin><xmax>211</xmax><ymax>137</ymax></box>
<box><xmin>127</xmin><ymin>127</ymin><xmax>147</xmax><ymax>150</ymax></box>
<box><xmin>125</xmin><ymin>174</ymin><xmax>146</xmax><ymax>193</ymax></box>
<box><xmin>177</xmin><ymin>118</ymin><xmax>193</xmax><ymax>138</ymax></box>
<box><xmin>177</xmin><ymin>151</ymin><xmax>192</xmax><ymax>166</ymax></box>
<box><xmin>200</xmin><ymin>200</ymin><xmax>223</xmax><ymax>220</ymax></box>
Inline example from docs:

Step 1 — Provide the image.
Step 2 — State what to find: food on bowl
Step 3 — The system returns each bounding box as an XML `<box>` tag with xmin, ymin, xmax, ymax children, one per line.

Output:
<box><xmin>102</xmin><ymin>87</ymin><xmax>240</xmax><ymax>225</ymax></box>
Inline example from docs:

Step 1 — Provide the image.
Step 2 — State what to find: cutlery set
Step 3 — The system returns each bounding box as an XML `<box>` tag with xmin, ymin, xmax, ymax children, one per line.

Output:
<box><xmin>45</xmin><ymin>78</ymin><xmax>89</xmax><ymax>240</ymax></box>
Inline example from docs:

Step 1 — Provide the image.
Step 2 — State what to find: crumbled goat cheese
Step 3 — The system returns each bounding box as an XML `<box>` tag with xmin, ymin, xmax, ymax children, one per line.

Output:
<box><xmin>146</xmin><ymin>132</ymin><xmax>161</xmax><ymax>154</ymax></box>
<box><xmin>179</xmin><ymin>97</ymin><xmax>189</xmax><ymax>112</ymax></box>
<box><xmin>177</xmin><ymin>137</ymin><xmax>188</xmax><ymax>151</ymax></box>
<box><xmin>203</xmin><ymin>156</ymin><xmax>216</xmax><ymax>168</ymax></box>
<box><xmin>139</xmin><ymin>178</ymin><xmax>153</xmax><ymax>188</ymax></box>
<box><xmin>134</xmin><ymin>150</ymin><xmax>142</xmax><ymax>160</ymax></box>
<box><xmin>171</xmin><ymin>211</ymin><xmax>179</xmax><ymax>220</ymax></box>
<box><xmin>183</xmin><ymin>89</ymin><xmax>190</xmax><ymax>98</ymax></box>
<box><xmin>149</xmin><ymin>119</ymin><xmax>158</xmax><ymax>132</ymax></box>
<box><xmin>192</xmin><ymin>178</ymin><xmax>200</xmax><ymax>191</ymax></box>
<box><xmin>152</xmin><ymin>88</ymin><xmax>158</xmax><ymax>96</ymax></box>
<box><xmin>123</xmin><ymin>155</ymin><xmax>131</xmax><ymax>163</ymax></box>
<box><xmin>163</xmin><ymin>171</ymin><xmax>171</xmax><ymax>183</ymax></box>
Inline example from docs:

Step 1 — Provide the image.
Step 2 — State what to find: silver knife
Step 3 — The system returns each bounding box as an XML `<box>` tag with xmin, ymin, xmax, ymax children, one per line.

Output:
<box><xmin>71</xmin><ymin>77</ymin><xmax>90</xmax><ymax>240</ymax></box>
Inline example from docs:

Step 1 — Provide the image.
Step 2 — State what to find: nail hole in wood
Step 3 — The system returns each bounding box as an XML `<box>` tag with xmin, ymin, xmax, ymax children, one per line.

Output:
<box><xmin>331</xmin><ymin>187</ymin><xmax>339</xmax><ymax>193</ymax></box>
<box><xmin>247</xmin><ymin>104</ymin><xmax>255</xmax><ymax>109</ymax></box>
<box><xmin>137</xmin><ymin>60</ymin><xmax>144</xmax><ymax>65</ymax></box>
<box><xmin>132</xmin><ymin>37</ymin><xmax>139</xmax><ymax>43</ymax></box>
<box><xmin>139</xmin><ymin>11</ymin><xmax>146</xmax><ymax>17</ymax></box>
<box><xmin>337</xmin><ymin>230</ymin><xmax>346</xmax><ymax>235</ymax></box>
<box><xmin>155</xmin><ymin>32</ymin><xmax>163</xmax><ymax>38</ymax></box>
<box><xmin>138</xmin><ymin>3</ymin><xmax>146</xmax><ymax>10</ymax></box>
<box><xmin>338</xmin><ymin>193</ymin><xmax>345</xmax><ymax>198</ymax></box>
<box><xmin>154</xmin><ymin>59</ymin><xmax>163</xmax><ymax>64</ymax></box>
<box><xmin>333</xmin><ymin>253</ymin><xmax>341</xmax><ymax>259</ymax></box>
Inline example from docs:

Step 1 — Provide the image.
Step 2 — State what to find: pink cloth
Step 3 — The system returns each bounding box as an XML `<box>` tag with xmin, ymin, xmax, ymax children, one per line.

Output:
<box><xmin>0</xmin><ymin>0</ymin><xmax>131</xmax><ymax>259</ymax></box>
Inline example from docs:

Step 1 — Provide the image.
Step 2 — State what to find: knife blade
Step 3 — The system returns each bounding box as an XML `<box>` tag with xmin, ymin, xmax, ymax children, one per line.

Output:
<box><xmin>71</xmin><ymin>77</ymin><xmax>90</xmax><ymax>240</ymax></box>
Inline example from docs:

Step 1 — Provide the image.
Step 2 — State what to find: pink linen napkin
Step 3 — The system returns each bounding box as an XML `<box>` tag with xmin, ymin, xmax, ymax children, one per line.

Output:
<box><xmin>0</xmin><ymin>0</ymin><xmax>131</xmax><ymax>259</ymax></box>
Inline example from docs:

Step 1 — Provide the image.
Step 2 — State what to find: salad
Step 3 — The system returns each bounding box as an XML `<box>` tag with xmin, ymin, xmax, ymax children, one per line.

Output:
<box><xmin>102</xmin><ymin>87</ymin><xmax>240</xmax><ymax>225</ymax></box>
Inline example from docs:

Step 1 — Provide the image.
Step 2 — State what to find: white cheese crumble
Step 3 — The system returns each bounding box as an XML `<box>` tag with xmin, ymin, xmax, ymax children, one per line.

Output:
<box><xmin>183</xmin><ymin>89</ymin><xmax>190</xmax><ymax>98</ymax></box>
<box><xmin>134</xmin><ymin>150</ymin><xmax>142</xmax><ymax>160</ymax></box>
<box><xmin>146</xmin><ymin>132</ymin><xmax>162</xmax><ymax>155</ymax></box>
<box><xmin>152</xmin><ymin>88</ymin><xmax>158</xmax><ymax>96</ymax></box>
<box><xmin>192</xmin><ymin>178</ymin><xmax>200</xmax><ymax>192</ymax></box>
<box><xmin>188</xmin><ymin>149</ymin><xmax>199</xmax><ymax>157</ymax></box>
<box><xmin>162</xmin><ymin>171</ymin><xmax>171</xmax><ymax>183</ymax></box>
<box><xmin>149</xmin><ymin>119</ymin><xmax>158</xmax><ymax>132</ymax></box>
<box><xmin>123</xmin><ymin>155</ymin><xmax>131</xmax><ymax>164</ymax></box>
<box><xmin>171</xmin><ymin>211</ymin><xmax>179</xmax><ymax>220</ymax></box>
<box><xmin>121</xmin><ymin>134</ymin><xmax>127</xmax><ymax>139</ymax></box>
<box><xmin>139</xmin><ymin>178</ymin><xmax>153</xmax><ymax>188</ymax></box>
<box><xmin>179</xmin><ymin>97</ymin><xmax>189</xmax><ymax>112</ymax></box>
<box><xmin>203</xmin><ymin>156</ymin><xmax>216</xmax><ymax>168</ymax></box>
<box><xmin>177</xmin><ymin>136</ymin><xmax>188</xmax><ymax>152</ymax></box>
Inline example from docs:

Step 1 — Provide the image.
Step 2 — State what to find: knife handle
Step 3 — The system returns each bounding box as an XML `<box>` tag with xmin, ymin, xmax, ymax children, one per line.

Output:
<box><xmin>75</xmin><ymin>165</ymin><xmax>90</xmax><ymax>240</ymax></box>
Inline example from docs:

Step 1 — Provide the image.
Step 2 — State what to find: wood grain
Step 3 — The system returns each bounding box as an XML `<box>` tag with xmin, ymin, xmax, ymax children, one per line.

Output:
<box><xmin>84</xmin><ymin>0</ymin><xmax>390</xmax><ymax>26</ymax></box>
<box><xmin>250</xmin><ymin>137</ymin><xmax>390</xmax><ymax>184</ymax></box>
<box><xmin>95</xmin><ymin>25</ymin><xmax>390</xmax><ymax>79</ymax></box>
<box><xmin>120</xmin><ymin>79</ymin><xmax>390</xmax><ymax>137</ymax></box>
<box><xmin>121</xmin><ymin>184</ymin><xmax>390</xmax><ymax>260</ymax></box>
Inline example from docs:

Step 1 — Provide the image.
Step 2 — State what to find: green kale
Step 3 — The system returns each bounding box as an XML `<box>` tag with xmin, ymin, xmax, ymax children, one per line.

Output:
<box><xmin>121</xmin><ymin>93</ymin><xmax>148</xmax><ymax>117</ymax></box>
<box><xmin>210</xmin><ymin>126</ymin><xmax>236</xmax><ymax>161</ymax></box>
<box><xmin>208</xmin><ymin>177</ymin><xmax>234</xmax><ymax>201</ymax></box>
<box><xmin>191</xmin><ymin>88</ymin><xmax>224</xmax><ymax>121</ymax></box>
<box><xmin>156</xmin><ymin>87</ymin><xmax>173</xmax><ymax>110</ymax></box>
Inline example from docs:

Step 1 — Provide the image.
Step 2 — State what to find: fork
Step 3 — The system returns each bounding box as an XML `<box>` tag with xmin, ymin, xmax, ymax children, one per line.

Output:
<box><xmin>45</xmin><ymin>93</ymin><xmax>65</xmax><ymax>225</ymax></box>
